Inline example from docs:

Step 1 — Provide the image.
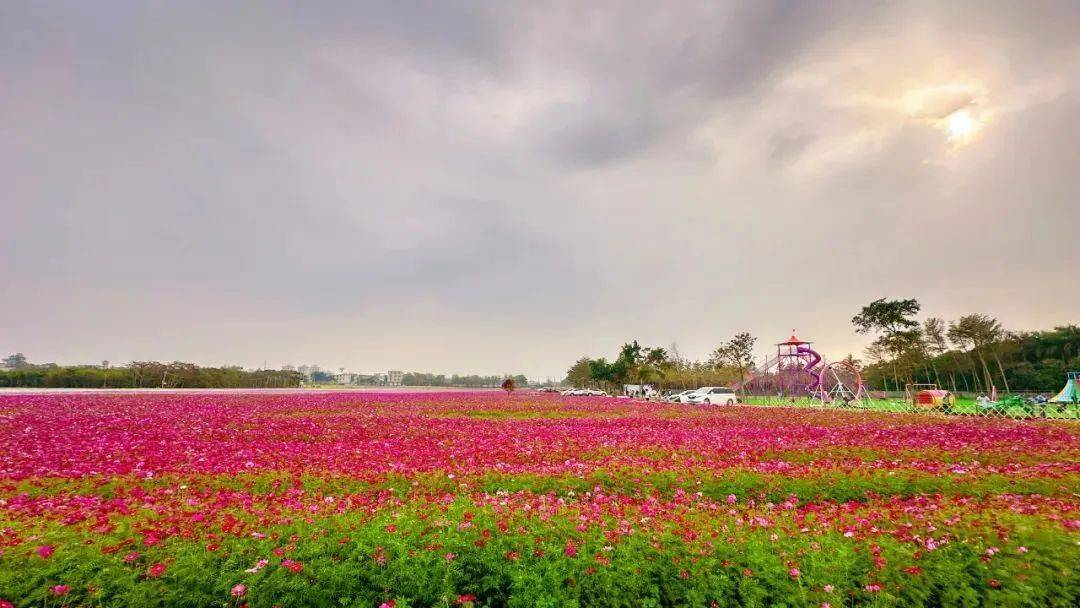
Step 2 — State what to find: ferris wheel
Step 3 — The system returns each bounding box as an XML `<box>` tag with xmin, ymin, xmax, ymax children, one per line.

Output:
<box><xmin>817</xmin><ymin>360</ymin><xmax>864</xmax><ymax>405</ymax></box>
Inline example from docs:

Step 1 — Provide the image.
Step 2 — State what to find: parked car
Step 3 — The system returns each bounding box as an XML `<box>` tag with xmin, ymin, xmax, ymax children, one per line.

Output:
<box><xmin>561</xmin><ymin>388</ymin><xmax>608</xmax><ymax>397</ymax></box>
<box><xmin>686</xmin><ymin>387</ymin><xmax>738</xmax><ymax>405</ymax></box>
<box><xmin>667</xmin><ymin>389</ymin><xmax>698</xmax><ymax>403</ymax></box>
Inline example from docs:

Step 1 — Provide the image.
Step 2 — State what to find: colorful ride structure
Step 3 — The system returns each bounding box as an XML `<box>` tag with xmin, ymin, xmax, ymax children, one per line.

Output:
<box><xmin>1050</xmin><ymin>371</ymin><xmax>1080</xmax><ymax>404</ymax></box>
<box><xmin>738</xmin><ymin>332</ymin><xmax>865</xmax><ymax>405</ymax></box>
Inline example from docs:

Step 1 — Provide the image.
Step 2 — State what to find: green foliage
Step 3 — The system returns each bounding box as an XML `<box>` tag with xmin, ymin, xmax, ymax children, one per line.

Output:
<box><xmin>0</xmin><ymin>360</ymin><xmax>303</xmax><ymax>388</ymax></box>
<box><xmin>398</xmin><ymin>372</ymin><xmax>526</xmax><ymax>388</ymax></box>
<box><xmin>2</xmin><ymin>493</ymin><xmax>1075</xmax><ymax>607</ymax></box>
<box><xmin>864</xmin><ymin>324</ymin><xmax>1080</xmax><ymax>393</ymax></box>
<box><xmin>852</xmin><ymin>298</ymin><xmax>922</xmax><ymax>335</ymax></box>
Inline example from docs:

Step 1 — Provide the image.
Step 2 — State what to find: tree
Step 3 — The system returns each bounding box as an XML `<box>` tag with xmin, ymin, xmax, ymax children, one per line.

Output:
<box><xmin>501</xmin><ymin>377</ymin><xmax>516</xmax><ymax>393</ymax></box>
<box><xmin>852</xmin><ymin>298</ymin><xmax>921</xmax><ymax>336</ymax></box>
<box><xmin>922</xmin><ymin>318</ymin><xmax>949</xmax><ymax>386</ymax></box>
<box><xmin>948</xmin><ymin>314</ymin><xmax>1010</xmax><ymax>393</ymax></box>
<box><xmin>709</xmin><ymin>332</ymin><xmax>757</xmax><ymax>390</ymax></box>
<box><xmin>724</xmin><ymin>332</ymin><xmax>757</xmax><ymax>382</ymax></box>
<box><xmin>2</xmin><ymin>353</ymin><xmax>29</xmax><ymax>370</ymax></box>
<box><xmin>852</xmin><ymin>298</ymin><xmax>922</xmax><ymax>388</ymax></box>
<box><xmin>565</xmin><ymin>358</ymin><xmax>592</xmax><ymax>388</ymax></box>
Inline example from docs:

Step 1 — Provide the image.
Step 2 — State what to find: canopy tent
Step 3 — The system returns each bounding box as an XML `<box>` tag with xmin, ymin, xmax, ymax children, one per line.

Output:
<box><xmin>1049</xmin><ymin>371</ymin><xmax>1080</xmax><ymax>403</ymax></box>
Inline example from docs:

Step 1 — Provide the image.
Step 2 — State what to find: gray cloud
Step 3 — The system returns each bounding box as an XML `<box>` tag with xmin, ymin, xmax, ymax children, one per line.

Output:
<box><xmin>2</xmin><ymin>1</ymin><xmax>1079</xmax><ymax>378</ymax></box>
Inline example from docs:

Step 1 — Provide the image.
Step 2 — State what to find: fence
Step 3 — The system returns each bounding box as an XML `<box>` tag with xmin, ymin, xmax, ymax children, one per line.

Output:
<box><xmin>735</xmin><ymin>391</ymin><xmax>1078</xmax><ymax>420</ymax></box>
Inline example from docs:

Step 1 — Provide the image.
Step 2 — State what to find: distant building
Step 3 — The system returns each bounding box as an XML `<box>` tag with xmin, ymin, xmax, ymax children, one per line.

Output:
<box><xmin>388</xmin><ymin>370</ymin><xmax>403</xmax><ymax>386</ymax></box>
<box><xmin>336</xmin><ymin>372</ymin><xmax>356</xmax><ymax>385</ymax></box>
<box><xmin>356</xmin><ymin>373</ymin><xmax>387</xmax><ymax>385</ymax></box>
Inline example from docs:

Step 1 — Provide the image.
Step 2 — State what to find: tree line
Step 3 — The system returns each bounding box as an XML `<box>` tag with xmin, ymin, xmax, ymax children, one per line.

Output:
<box><xmin>0</xmin><ymin>356</ymin><xmax>303</xmax><ymax>388</ymax></box>
<box><xmin>564</xmin><ymin>300</ymin><xmax>1077</xmax><ymax>395</ymax></box>
<box><xmin>852</xmin><ymin>299</ymin><xmax>1079</xmax><ymax>394</ymax></box>
<box><xmin>564</xmin><ymin>334</ymin><xmax>758</xmax><ymax>393</ymax></box>
<box><xmin>399</xmin><ymin>372</ymin><xmax>529</xmax><ymax>388</ymax></box>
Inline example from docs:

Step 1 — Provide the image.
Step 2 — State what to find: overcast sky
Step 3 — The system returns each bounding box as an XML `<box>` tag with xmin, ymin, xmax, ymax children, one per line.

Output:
<box><xmin>2</xmin><ymin>1</ymin><xmax>1078</xmax><ymax>379</ymax></box>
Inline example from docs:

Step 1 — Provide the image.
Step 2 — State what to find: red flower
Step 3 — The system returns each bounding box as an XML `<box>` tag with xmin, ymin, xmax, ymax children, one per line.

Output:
<box><xmin>989</xmin><ymin>579</ymin><xmax>1001</xmax><ymax>589</ymax></box>
<box><xmin>50</xmin><ymin>585</ymin><xmax>70</xmax><ymax>596</ymax></box>
<box><xmin>281</xmin><ymin>559</ymin><xmax>303</xmax><ymax>573</ymax></box>
<box><xmin>455</xmin><ymin>595</ymin><xmax>476</xmax><ymax>605</ymax></box>
<box><xmin>37</xmin><ymin>545</ymin><xmax>55</xmax><ymax>559</ymax></box>
<box><xmin>147</xmin><ymin>562</ymin><xmax>167</xmax><ymax>578</ymax></box>
<box><xmin>565</xmin><ymin>539</ymin><xmax>577</xmax><ymax>558</ymax></box>
<box><xmin>0</xmin><ymin>599</ymin><xmax>13</xmax><ymax>608</ymax></box>
<box><xmin>123</xmin><ymin>551</ymin><xmax>140</xmax><ymax>563</ymax></box>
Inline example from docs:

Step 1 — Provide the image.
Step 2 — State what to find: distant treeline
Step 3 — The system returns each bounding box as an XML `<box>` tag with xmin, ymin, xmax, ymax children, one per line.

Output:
<box><xmin>563</xmin><ymin>302</ymin><xmax>1078</xmax><ymax>396</ymax></box>
<box><xmin>862</xmin><ymin>323</ymin><xmax>1080</xmax><ymax>394</ymax></box>
<box><xmin>0</xmin><ymin>360</ymin><xmax>303</xmax><ymax>388</ymax></box>
<box><xmin>400</xmin><ymin>372</ymin><xmax>529</xmax><ymax>388</ymax></box>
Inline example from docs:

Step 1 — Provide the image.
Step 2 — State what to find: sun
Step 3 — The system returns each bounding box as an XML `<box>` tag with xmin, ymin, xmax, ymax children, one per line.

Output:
<box><xmin>942</xmin><ymin>109</ymin><xmax>983</xmax><ymax>145</ymax></box>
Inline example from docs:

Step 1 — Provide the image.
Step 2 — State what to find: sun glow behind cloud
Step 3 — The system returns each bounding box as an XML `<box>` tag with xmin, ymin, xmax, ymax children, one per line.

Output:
<box><xmin>942</xmin><ymin>108</ymin><xmax>985</xmax><ymax>146</ymax></box>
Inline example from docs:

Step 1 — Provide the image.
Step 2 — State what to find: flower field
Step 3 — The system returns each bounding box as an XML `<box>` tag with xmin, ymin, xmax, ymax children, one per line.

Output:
<box><xmin>1</xmin><ymin>391</ymin><xmax>1078</xmax><ymax>607</ymax></box>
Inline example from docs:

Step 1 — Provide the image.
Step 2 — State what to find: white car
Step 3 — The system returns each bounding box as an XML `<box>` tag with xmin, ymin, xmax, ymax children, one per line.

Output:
<box><xmin>686</xmin><ymin>387</ymin><xmax>738</xmax><ymax>405</ymax></box>
<box><xmin>561</xmin><ymin>388</ymin><xmax>608</xmax><ymax>397</ymax></box>
<box><xmin>667</xmin><ymin>389</ymin><xmax>698</xmax><ymax>403</ymax></box>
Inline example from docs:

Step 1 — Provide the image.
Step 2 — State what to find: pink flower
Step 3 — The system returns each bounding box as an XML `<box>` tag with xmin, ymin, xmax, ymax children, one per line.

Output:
<box><xmin>379</xmin><ymin>602</ymin><xmax>396</xmax><ymax>608</ymax></box>
<box><xmin>823</xmin><ymin>584</ymin><xmax>834</xmax><ymax>593</ymax></box>
<box><xmin>50</xmin><ymin>585</ymin><xmax>70</xmax><ymax>596</ymax></box>
<box><xmin>37</xmin><ymin>545</ymin><xmax>55</xmax><ymax>559</ymax></box>
<box><xmin>281</xmin><ymin>559</ymin><xmax>303</xmax><ymax>573</ymax></box>
<box><xmin>788</xmin><ymin>568</ymin><xmax>800</xmax><ymax>578</ymax></box>
<box><xmin>148</xmin><ymin>562</ymin><xmax>167</xmax><ymax>577</ymax></box>
<box><xmin>865</xmin><ymin>583</ymin><xmax>882</xmax><ymax>593</ymax></box>
<box><xmin>444</xmin><ymin>552</ymin><xmax>457</xmax><ymax>563</ymax></box>
<box><xmin>0</xmin><ymin>600</ymin><xmax>13</xmax><ymax>608</ymax></box>
<box><xmin>231</xmin><ymin>584</ymin><xmax>247</xmax><ymax>598</ymax></box>
<box><xmin>565</xmin><ymin>539</ymin><xmax>577</xmax><ymax>558</ymax></box>
<box><xmin>821</xmin><ymin>604</ymin><xmax>831</xmax><ymax>608</ymax></box>
<box><xmin>244</xmin><ymin>559</ymin><xmax>269</xmax><ymax>573</ymax></box>
<box><xmin>123</xmin><ymin>551</ymin><xmax>140</xmax><ymax>563</ymax></box>
<box><xmin>1017</xmin><ymin>546</ymin><xmax>1028</xmax><ymax>554</ymax></box>
<box><xmin>726</xmin><ymin>494</ymin><xmax>737</xmax><ymax>504</ymax></box>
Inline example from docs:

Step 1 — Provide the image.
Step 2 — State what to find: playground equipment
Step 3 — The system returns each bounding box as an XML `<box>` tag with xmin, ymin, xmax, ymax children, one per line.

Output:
<box><xmin>914</xmin><ymin>389</ymin><xmax>954</xmax><ymax>412</ymax></box>
<box><xmin>904</xmin><ymin>383</ymin><xmax>955</xmax><ymax>412</ymax></box>
<box><xmin>1050</xmin><ymin>371</ymin><xmax>1079</xmax><ymax>403</ymax></box>
<box><xmin>738</xmin><ymin>332</ymin><xmax>865</xmax><ymax>405</ymax></box>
